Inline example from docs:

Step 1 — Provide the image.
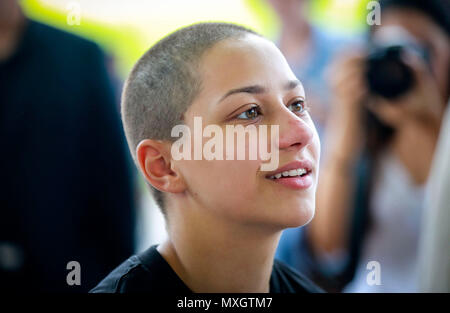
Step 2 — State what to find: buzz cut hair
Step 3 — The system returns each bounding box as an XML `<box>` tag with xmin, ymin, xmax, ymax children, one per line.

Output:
<box><xmin>121</xmin><ymin>22</ymin><xmax>261</xmax><ymax>215</ymax></box>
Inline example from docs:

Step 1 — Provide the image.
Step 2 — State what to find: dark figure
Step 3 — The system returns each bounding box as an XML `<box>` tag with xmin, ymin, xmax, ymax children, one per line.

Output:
<box><xmin>0</xmin><ymin>1</ymin><xmax>136</xmax><ymax>292</ymax></box>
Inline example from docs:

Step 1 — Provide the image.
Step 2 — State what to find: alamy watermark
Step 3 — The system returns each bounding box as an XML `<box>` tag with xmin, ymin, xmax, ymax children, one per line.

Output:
<box><xmin>367</xmin><ymin>1</ymin><xmax>381</xmax><ymax>26</ymax></box>
<box><xmin>67</xmin><ymin>2</ymin><xmax>81</xmax><ymax>26</ymax></box>
<box><xmin>66</xmin><ymin>260</ymin><xmax>81</xmax><ymax>286</ymax></box>
<box><xmin>366</xmin><ymin>261</ymin><xmax>382</xmax><ymax>286</ymax></box>
<box><xmin>171</xmin><ymin>117</ymin><xmax>280</xmax><ymax>171</ymax></box>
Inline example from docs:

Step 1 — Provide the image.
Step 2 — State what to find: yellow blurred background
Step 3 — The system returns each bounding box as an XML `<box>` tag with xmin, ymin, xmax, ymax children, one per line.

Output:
<box><xmin>21</xmin><ymin>0</ymin><xmax>370</xmax><ymax>77</ymax></box>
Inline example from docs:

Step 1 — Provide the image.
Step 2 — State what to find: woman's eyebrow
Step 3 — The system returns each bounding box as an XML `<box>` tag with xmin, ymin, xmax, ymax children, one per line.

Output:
<box><xmin>219</xmin><ymin>85</ymin><xmax>266</xmax><ymax>103</ymax></box>
<box><xmin>285</xmin><ymin>79</ymin><xmax>301</xmax><ymax>90</ymax></box>
<box><xmin>218</xmin><ymin>79</ymin><xmax>302</xmax><ymax>103</ymax></box>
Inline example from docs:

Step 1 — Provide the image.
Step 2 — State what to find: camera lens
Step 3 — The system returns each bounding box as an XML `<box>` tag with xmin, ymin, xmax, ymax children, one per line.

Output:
<box><xmin>366</xmin><ymin>45</ymin><xmax>414</xmax><ymax>99</ymax></box>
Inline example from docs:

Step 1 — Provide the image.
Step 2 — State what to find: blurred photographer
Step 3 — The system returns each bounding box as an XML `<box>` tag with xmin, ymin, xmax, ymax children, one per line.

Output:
<box><xmin>304</xmin><ymin>0</ymin><xmax>449</xmax><ymax>292</ymax></box>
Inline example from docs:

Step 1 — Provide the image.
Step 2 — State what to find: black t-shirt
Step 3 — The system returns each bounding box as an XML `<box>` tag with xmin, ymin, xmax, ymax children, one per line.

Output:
<box><xmin>90</xmin><ymin>245</ymin><xmax>323</xmax><ymax>293</ymax></box>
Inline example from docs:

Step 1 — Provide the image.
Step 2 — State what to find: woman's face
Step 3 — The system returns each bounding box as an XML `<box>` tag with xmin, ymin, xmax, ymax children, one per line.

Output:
<box><xmin>173</xmin><ymin>34</ymin><xmax>320</xmax><ymax>230</ymax></box>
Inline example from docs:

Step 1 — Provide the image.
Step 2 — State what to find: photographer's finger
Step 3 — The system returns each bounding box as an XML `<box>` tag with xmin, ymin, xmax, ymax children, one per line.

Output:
<box><xmin>329</xmin><ymin>64</ymin><xmax>367</xmax><ymax>93</ymax></box>
<box><xmin>327</xmin><ymin>49</ymin><xmax>367</xmax><ymax>80</ymax></box>
<box><xmin>401</xmin><ymin>51</ymin><xmax>435</xmax><ymax>89</ymax></box>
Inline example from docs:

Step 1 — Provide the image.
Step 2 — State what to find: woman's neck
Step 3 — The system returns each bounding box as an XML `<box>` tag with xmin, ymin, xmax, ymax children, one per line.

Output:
<box><xmin>158</xmin><ymin>203</ymin><xmax>281</xmax><ymax>293</ymax></box>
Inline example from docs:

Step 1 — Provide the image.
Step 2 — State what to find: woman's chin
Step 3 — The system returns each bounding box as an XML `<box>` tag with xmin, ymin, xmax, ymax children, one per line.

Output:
<box><xmin>278</xmin><ymin>205</ymin><xmax>315</xmax><ymax>229</ymax></box>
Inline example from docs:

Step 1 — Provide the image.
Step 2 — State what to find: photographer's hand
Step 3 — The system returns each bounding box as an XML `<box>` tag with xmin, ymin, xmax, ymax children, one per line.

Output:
<box><xmin>325</xmin><ymin>51</ymin><xmax>369</xmax><ymax>163</ymax></box>
<box><xmin>368</xmin><ymin>52</ymin><xmax>444</xmax><ymax>133</ymax></box>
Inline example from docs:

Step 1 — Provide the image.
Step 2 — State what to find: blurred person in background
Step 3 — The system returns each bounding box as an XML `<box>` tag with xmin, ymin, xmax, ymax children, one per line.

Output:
<box><xmin>279</xmin><ymin>0</ymin><xmax>449</xmax><ymax>292</ymax></box>
<box><xmin>0</xmin><ymin>0</ymin><xmax>136</xmax><ymax>292</ymax></box>
<box><xmin>266</xmin><ymin>0</ymin><xmax>353</xmax><ymax>138</ymax></box>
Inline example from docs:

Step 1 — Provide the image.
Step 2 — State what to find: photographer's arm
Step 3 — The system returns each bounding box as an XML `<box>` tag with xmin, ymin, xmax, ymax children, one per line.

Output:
<box><xmin>308</xmin><ymin>53</ymin><xmax>368</xmax><ymax>255</ymax></box>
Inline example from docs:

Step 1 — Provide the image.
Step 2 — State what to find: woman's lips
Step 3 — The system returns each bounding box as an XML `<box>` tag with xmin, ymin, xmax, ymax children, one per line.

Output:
<box><xmin>267</xmin><ymin>172</ymin><xmax>313</xmax><ymax>190</ymax></box>
<box><xmin>264</xmin><ymin>159</ymin><xmax>314</xmax><ymax>190</ymax></box>
<box><xmin>264</xmin><ymin>159</ymin><xmax>313</xmax><ymax>177</ymax></box>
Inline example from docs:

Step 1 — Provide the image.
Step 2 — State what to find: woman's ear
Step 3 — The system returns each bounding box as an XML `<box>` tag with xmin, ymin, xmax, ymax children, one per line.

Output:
<box><xmin>136</xmin><ymin>139</ymin><xmax>186</xmax><ymax>194</ymax></box>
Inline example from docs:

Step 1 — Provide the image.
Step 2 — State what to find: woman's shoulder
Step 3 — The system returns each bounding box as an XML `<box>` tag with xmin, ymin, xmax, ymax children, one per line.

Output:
<box><xmin>271</xmin><ymin>259</ymin><xmax>325</xmax><ymax>293</ymax></box>
<box><xmin>90</xmin><ymin>245</ymin><xmax>191</xmax><ymax>293</ymax></box>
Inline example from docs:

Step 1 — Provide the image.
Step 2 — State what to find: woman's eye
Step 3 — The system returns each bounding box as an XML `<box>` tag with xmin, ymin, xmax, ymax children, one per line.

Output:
<box><xmin>288</xmin><ymin>100</ymin><xmax>307</xmax><ymax>114</ymax></box>
<box><xmin>236</xmin><ymin>107</ymin><xmax>260</xmax><ymax>120</ymax></box>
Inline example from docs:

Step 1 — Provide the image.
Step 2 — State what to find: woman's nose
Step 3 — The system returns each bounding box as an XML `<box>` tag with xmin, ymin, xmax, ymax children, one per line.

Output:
<box><xmin>277</xmin><ymin>112</ymin><xmax>314</xmax><ymax>152</ymax></box>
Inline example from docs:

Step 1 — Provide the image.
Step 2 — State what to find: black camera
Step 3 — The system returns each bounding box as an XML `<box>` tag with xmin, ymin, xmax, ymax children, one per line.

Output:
<box><xmin>366</xmin><ymin>30</ymin><xmax>430</xmax><ymax>99</ymax></box>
